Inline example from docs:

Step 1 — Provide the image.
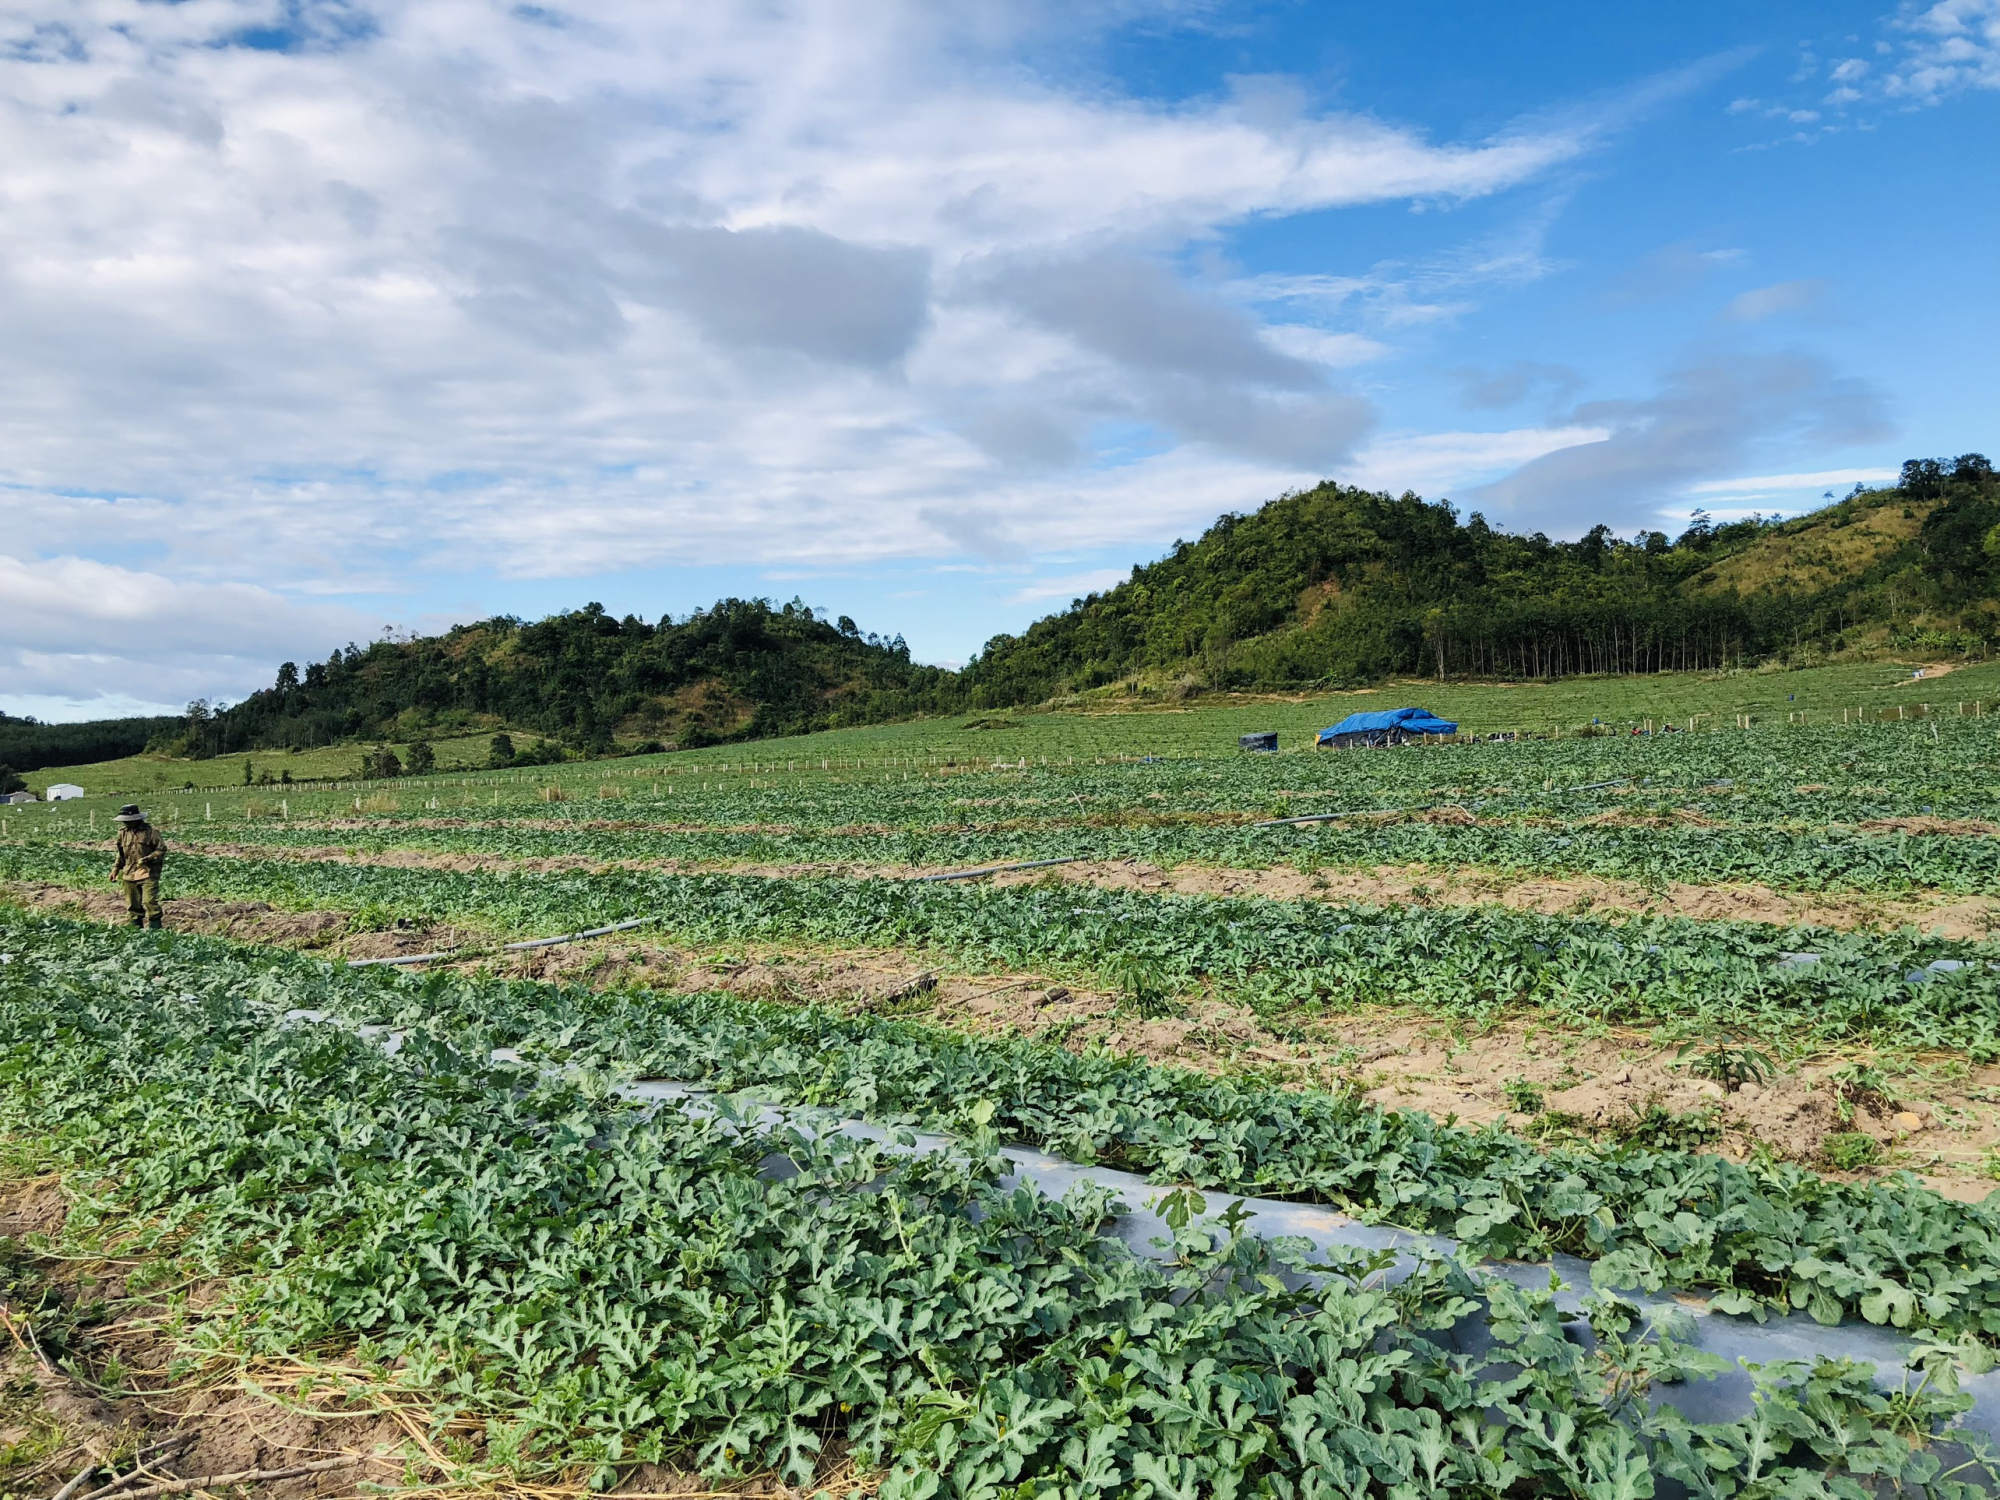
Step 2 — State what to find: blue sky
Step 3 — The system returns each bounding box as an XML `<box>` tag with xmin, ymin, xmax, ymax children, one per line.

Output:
<box><xmin>1</xmin><ymin>0</ymin><xmax>1994</xmax><ymax>719</ymax></box>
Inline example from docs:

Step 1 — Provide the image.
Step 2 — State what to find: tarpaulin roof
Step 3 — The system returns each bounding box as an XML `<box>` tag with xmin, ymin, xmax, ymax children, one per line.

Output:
<box><xmin>1317</xmin><ymin>707</ymin><xmax>1458</xmax><ymax>740</ymax></box>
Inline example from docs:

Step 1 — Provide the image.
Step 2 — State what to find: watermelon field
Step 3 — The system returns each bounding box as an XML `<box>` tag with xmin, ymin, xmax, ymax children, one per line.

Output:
<box><xmin>13</xmin><ymin>679</ymin><xmax>2000</xmax><ymax>1497</ymax></box>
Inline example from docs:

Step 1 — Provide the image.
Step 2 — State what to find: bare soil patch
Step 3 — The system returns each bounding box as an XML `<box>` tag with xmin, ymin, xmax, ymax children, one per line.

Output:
<box><xmin>2</xmin><ymin>882</ymin><xmax>471</xmax><ymax>961</ymax></box>
<box><xmin>1860</xmin><ymin>816</ymin><xmax>2000</xmax><ymax>837</ymax></box>
<box><xmin>982</xmin><ymin>859</ymin><xmax>2000</xmax><ymax>938</ymax></box>
<box><xmin>159</xmin><ymin>841</ymin><xmax>2000</xmax><ymax>938</ymax></box>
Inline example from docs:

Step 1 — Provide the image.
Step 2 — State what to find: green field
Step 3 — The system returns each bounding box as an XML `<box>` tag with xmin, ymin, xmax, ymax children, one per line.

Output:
<box><xmin>20</xmin><ymin>656</ymin><xmax>1998</xmax><ymax>802</ymax></box>
<box><xmin>11</xmin><ymin>914</ymin><xmax>1992</xmax><ymax>1496</ymax></box>
<box><xmin>16</xmin><ymin>728</ymin><xmax>554</xmax><ymax>797</ymax></box>
<box><xmin>11</xmin><ymin>662</ymin><xmax>2000</xmax><ymax>1496</ymax></box>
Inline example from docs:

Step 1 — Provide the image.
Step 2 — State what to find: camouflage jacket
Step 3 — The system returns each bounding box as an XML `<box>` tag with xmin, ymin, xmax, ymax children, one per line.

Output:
<box><xmin>112</xmin><ymin>824</ymin><xmax>166</xmax><ymax>880</ymax></box>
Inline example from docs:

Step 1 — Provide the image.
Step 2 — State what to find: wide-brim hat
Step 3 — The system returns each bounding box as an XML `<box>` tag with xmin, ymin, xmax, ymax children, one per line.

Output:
<box><xmin>115</xmin><ymin>804</ymin><xmax>145</xmax><ymax>822</ymax></box>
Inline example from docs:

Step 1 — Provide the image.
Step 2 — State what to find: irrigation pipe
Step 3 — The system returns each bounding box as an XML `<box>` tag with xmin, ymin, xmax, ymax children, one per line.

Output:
<box><xmin>1254</xmin><ymin>773</ymin><xmax>1636</xmax><ymax>829</ymax></box>
<box><xmin>282</xmin><ymin>1005</ymin><xmax>2000</xmax><ymax>1445</ymax></box>
<box><xmin>503</xmin><ymin>915</ymin><xmax>663</xmax><ymax>951</ymax></box>
<box><xmin>345</xmin><ymin>914</ymin><xmax>663</xmax><ymax>968</ymax></box>
<box><xmin>1252</xmin><ymin>806</ymin><xmax>1406</xmax><ymax>828</ymax></box>
<box><xmin>916</xmin><ymin>856</ymin><xmax>1081</xmax><ymax>883</ymax></box>
<box><xmin>346</xmin><ymin>950</ymin><xmax>460</xmax><ymax>969</ymax></box>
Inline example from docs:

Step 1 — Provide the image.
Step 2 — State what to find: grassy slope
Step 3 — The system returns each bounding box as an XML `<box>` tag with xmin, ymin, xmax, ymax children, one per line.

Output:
<box><xmin>18</xmin><ymin>656</ymin><xmax>2000</xmax><ymax>809</ymax></box>
<box><xmin>655</xmin><ymin>655</ymin><xmax>2000</xmax><ymax>766</ymax></box>
<box><xmin>1691</xmin><ymin>489</ymin><xmax>1936</xmax><ymax>598</ymax></box>
<box><xmin>20</xmin><ymin>730</ymin><xmax>555</xmax><ymax>797</ymax></box>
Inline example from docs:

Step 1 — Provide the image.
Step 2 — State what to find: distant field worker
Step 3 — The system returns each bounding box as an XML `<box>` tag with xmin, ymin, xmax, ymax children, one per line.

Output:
<box><xmin>111</xmin><ymin>804</ymin><xmax>166</xmax><ymax>928</ymax></box>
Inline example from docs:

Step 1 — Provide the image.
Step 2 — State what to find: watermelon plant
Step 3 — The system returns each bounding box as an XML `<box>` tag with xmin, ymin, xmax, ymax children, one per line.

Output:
<box><xmin>8</xmin><ymin>843</ymin><xmax>2000</xmax><ymax>1047</ymax></box>
<box><xmin>2</xmin><ymin>912</ymin><xmax>1998</xmax><ymax>1495</ymax></box>
<box><xmin>76</xmin><ymin>810</ymin><xmax>2000</xmax><ymax>897</ymax></box>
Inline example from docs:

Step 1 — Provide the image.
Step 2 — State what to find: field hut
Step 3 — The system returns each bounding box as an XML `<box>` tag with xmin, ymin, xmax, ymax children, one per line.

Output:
<box><xmin>44</xmin><ymin>783</ymin><xmax>85</xmax><ymax>801</ymax></box>
<box><xmin>2</xmin><ymin>790</ymin><xmax>34</xmax><ymax>804</ymax></box>
<box><xmin>1315</xmin><ymin>707</ymin><xmax>1458</xmax><ymax>749</ymax></box>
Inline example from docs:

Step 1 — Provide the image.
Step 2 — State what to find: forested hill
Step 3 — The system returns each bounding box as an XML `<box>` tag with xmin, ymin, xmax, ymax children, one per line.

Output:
<box><xmin>0</xmin><ymin>714</ymin><xmax>180</xmax><ymax>775</ymax></box>
<box><xmin>173</xmin><ymin>598</ymin><xmax>958</xmax><ymax>759</ymax></box>
<box><xmin>116</xmin><ymin>450</ymin><xmax>2000</xmax><ymax>763</ymax></box>
<box><xmin>957</xmin><ymin>454</ymin><xmax>2000</xmax><ymax>705</ymax></box>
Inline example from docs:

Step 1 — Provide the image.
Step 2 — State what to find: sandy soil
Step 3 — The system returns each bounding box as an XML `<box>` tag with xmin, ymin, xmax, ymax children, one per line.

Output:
<box><xmin>10</xmin><ymin>881</ymin><xmax>1995</xmax><ymax>1200</ymax></box>
<box><xmin>1860</xmin><ymin>816</ymin><xmax>2000</xmax><ymax>837</ymax></box>
<box><xmin>163</xmin><ymin>837</ymin><xmax>2000</xmax><ymax>938</ymax></box>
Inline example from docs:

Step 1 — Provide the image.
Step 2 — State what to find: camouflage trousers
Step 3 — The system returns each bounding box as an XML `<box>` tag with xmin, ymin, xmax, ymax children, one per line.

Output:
<box><xmin>123</xmin><ymin>877</ymin><xmax>162</xmax><ymax>927</ymax></box>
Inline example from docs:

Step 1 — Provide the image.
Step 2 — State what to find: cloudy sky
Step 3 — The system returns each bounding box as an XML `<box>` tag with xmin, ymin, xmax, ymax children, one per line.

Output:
<box><xmin>3</xmin><ymin>0</ymin><xmax>1996</xmax><ymax>719</ymax></box>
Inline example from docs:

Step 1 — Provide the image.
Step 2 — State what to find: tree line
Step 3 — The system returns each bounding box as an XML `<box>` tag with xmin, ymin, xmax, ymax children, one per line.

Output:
<box><xmin>56</xmin><ymin>450</ymin><xmax>2000</xmax><ymax>770</ymax></box>
<box><xmin>156</xmin><ymin>597</ymin><xmax>959</xmax><ymax>761</ymax></box>
<box><xmin>0</xmin><ymin>713</ymin><xmax>179</xmax><ymax>774</ymax></box>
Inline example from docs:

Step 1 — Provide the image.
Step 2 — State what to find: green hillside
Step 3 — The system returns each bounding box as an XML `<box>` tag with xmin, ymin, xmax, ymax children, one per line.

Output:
<box><xmin>960</xmin><ymin>453</ymin><xmax>1998</xmax><ymax>705</ymax></box>
<box><xmin>171</xmin><ymin>597</ymin><xmax>957</xmax><ymax>762</ymax></box>
<box><xmin>24</xmin><ymin>452</ymin><xmax>1997</xmax><ymax>778</ymax></box>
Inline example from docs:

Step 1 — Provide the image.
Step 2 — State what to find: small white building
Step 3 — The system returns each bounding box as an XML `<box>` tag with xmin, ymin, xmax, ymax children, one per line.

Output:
<box><xmin>44</xmin><ymin>783</ymin><xmax>85</xmax><ymax>801</ymax></box>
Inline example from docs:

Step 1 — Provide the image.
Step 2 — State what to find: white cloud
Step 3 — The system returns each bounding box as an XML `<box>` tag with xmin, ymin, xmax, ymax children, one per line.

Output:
<box><xmin>1467</xmin><ymin>353</ymin><xmax>1894</xmax><ymax>534</ymax></box>
<box><xmin>3</xmin><ymin>693</ymin><xmax>189</xmax><ymax>724</ymax></box>
<box><xmin>1342</xmin><ymin>426</ymin><xmax>1613</xmax><ymax>497</ymax></box>
<box><xmin>1450</xmin><ymin>361</ymin><xmax>1585</xmax><ymax>411</ymax></box>
<box><xmin>1229</xmin><ymin>194</ymin><xmax>1571</xmax><ymax>331</ymax></box>
<box><xmin>1603</xmin><ymin>243</ymin><xmax>1745</xmax><ymax>304</ymax></box>
<box><xmin>0</xmin><ymin>555</ymin><xmax>375</xmax><ymax>716</ymax></box>
<box><xmin>0</xmin><ymin>0</ymin><xmax>1607</xmax><ymax>700</ymax></box>
<box><xmin>1723</xmin><ymin>278</ymin><xmax>1830</xmax><ymax>321</ymax></box>
<box><xmin>1761</xmin><ymin>0</ymin><xmax>1999</xmax><ymax>133</ymax></box>
<box><xmin>1006</xmin><ymin>568</ymin><xmax>1132</xmax><ymax>605</ymax></box>
<box><xmin>1689</xmin><ymin>466</ymin><xmax>1899</xmax><ymax>494</ymax></box>
<box><xmin>1259</xmin><ymin>326</ymin><xmax>1390</xmax><ymax>367</ymax></box>
<box><xmin>1886</xmin><ymin>0</ymin><xmax>2000</xmax><ymax>100</ymax></box>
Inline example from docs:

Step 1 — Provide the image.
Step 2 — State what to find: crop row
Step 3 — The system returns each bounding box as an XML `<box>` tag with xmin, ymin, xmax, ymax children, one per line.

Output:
<box><xmin>591</xmin><ymin>720</ymin><xmax>2000</xmax><ymax>825</ymax></box>
<box><xmin>7</xmin><ymin>913</ymin><xmax>1986</xmax><ymax>1495</ymax></box>
<box><xmin>123</xmin><ymin>811</ymin><xmax>2000</xmax><ymax>896</ymax></box>
<box><xmin>8</xmin><ymin>844</ymin><xmax>2000</xmax><ymax>1046</ymax></box>
<box><xmin>308</xmin><ymin>917</ymin><xmax>2000</xmax><ymax>1340</ymax></box>
<box><xmin>30</xmin><ymin>721</ymin><xmax>1997</xmax><ymax>832</ymax></box>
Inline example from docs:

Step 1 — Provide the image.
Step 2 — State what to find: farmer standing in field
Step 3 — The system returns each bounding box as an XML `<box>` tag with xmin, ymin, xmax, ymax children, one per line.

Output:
<box><xmin>110</xmin><ymin>804</ymin><xmax>166</xmax><ymax>929</ymax></box>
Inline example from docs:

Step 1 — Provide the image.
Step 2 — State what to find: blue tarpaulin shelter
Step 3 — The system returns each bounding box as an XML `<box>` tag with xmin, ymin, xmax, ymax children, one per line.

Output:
<box><xmin>1316</xmin><ymin>707</ymin><xmax>1458</xmax><ymax>748</ymax></box>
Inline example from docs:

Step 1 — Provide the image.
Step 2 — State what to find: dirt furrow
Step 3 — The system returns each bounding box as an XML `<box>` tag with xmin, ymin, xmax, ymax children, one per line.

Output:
<box><xmin>10</xmin><ymin>880</ymin><xmax>1999</xmax><ymax>1200</ymax></box>
<box><xmin>144</xmin><ymin>837</ymin><xmax>2000</xmax><ymax>938</ymax></box>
